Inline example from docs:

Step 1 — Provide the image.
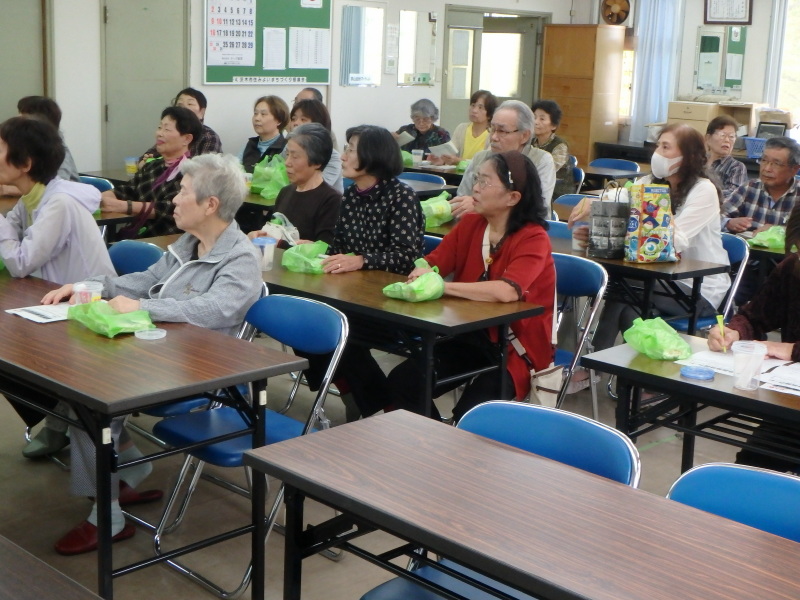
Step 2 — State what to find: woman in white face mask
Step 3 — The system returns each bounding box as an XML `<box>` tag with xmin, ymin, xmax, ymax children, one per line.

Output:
<box><xmin>589</xmin><ymin>123</ymin><xmax>732</xmax><ymax>352</ymax></box>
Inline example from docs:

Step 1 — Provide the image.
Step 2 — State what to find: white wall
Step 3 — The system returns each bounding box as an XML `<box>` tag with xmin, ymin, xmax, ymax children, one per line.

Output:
<box><xmin>676</xmin><ymin>0</ymin><xmax>772</xmax><ymax>102</ymax></box>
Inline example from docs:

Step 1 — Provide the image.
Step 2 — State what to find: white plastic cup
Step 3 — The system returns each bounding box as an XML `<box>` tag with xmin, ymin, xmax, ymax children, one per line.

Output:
<box><xmin>731</xmin><ymin>341</ymin><xmax>767</xmax><ymax>391</ymax></box>
<box><xmin>73</xmin><ymin>281</ymin><xmax>104</xmax><ymax>304</ymax></box>
<box><xmin>253</xmin><ymin>236</ymin><xmax>278</xmax><ymax>271</ymax></box>
<box><xmin>411</xmin><ymin>149</ymin><xmax>424</xmax><ymax>164</ymax></box>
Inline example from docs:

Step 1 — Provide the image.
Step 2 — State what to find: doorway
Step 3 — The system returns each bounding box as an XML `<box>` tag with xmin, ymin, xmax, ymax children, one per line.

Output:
<box><xmin>440</xmin><ymin>7</ymin><xmax>548</xmax><ymax>135</ymax></box>
<box><xmin>102</xmin><ymin>0</ymin><xmax>188</xmax><ymax>169</ymax></box>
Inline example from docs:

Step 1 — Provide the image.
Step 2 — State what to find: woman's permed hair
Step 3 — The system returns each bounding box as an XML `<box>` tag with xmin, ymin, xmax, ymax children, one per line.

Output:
<box><xmin>161</xmin><ymin>106</ymin><xmax>203</xmax><ymax>143</ymax></box>
<box><xmin>180</xmin><ymin>153</ymin><xmax>246</xmax><ymax>223</ymax></box>
<box><xmin>288</xmin><ymin>123</ymin><xmax>333</xmax><ymax>169</ymax></box>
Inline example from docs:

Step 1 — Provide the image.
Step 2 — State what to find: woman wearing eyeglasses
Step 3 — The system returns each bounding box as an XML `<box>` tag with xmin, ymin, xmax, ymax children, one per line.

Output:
<box><xmin>706</xmin><ymin>115</ymin><xmax>747</xmax><ymax>201</ymax></box>
<box><xmin>393</xmin><ymin>98</ymin><xmax>451</xmax><ymax>155</ymax></box>
<box><xmin>350</xmin><ymin>151</ymin><xmax>556</xmax><ymax>422</ymax></box>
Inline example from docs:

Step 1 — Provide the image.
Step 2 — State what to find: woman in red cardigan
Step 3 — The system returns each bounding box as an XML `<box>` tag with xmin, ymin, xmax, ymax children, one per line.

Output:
<box><xmin>365</xmin><ymin>151</ymin><xmax>555</xmax><ymax>422</ymax></box>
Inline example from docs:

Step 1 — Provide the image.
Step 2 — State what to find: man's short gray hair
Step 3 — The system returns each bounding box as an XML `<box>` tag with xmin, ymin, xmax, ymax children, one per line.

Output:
<box><xmin>497</xmin><ymin>100</ymin><xmax>535</xmax><ymax>138</ymax></box>
<box><xmin>764</xmin><ymin>136</ymin><xmax>800</xmax><ymax>166</ymax></box>
<box><xmin>410</xmin><ymin>98</ymin><xmax>439</xmax><ymax>121</ymax></box>
<box><xmin>180</xmin><ymin>153</ymin><xmax>246</xmax><ymax>223</ymax></box>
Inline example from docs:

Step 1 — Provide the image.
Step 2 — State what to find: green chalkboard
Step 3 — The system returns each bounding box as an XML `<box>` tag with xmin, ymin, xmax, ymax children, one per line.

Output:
<box><xmin>204</xmin><ymin>0</ymin><xmax>331</xmax><ymax>85</ymax></box>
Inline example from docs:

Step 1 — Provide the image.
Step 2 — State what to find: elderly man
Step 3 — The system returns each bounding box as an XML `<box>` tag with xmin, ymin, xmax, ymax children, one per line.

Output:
<box><xmin>450</xmin><ymin>100</ymin><xmax>556</xmax><ymax>221</ymax></box>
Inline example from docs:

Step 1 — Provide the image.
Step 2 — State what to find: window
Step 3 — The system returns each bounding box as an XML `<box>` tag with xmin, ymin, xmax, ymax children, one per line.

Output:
<box><xmin>777</xmin><ymin>2</ymin><xmax>800</xmax><ymax>114</ymax></box>
<box><xmin>479</xmin><ymin>33</ymin><xmax>521</xmax><ymax>97</ymax></box>
<box><xmin>619</xmin><ymin>49</ymin><xmax>635</xmax><ymax>118</ymax></box>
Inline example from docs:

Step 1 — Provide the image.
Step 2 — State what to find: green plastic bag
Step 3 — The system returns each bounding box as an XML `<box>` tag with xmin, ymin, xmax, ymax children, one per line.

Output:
<box><xmin>68</xmin><ymin>302</ymin><xmax>155</xmax><ymax>339</ymax></box>
<box><xmin>401</xmin><ymin>151</ymin><xmax>414</xmax><ymax>167</ymax></box>
<box><xmin>382</xmin><ymin>259</ymin><xmax>444</xmax><ymax>302</ymax></box>
<box><xmin>622</xmin><ymin>317</ymin><xmax>691</xmax><ymax>360</ymax></box>
<box><xmin>420</xmin><ymin>191</ymin><xmax>453</xmax><ymax>228</ymax></box>
<box><xmin>281</xmin><ymin>241</ymin><xmax>329</xmax><ymax>274</ymax></box>
<box><xmin>456</xmin><ymin>160</ymin><xmax>470</xmax><ymax>173</ymax></box>
<box><xmin>748</xmin><ymin>225</ymin><xmax>786</xmax><ymax>249</ymax></box>
<box><xmin>251</xmin><ymin>154</ymin><xmax>290</xmax><ymax>200</ymax></box>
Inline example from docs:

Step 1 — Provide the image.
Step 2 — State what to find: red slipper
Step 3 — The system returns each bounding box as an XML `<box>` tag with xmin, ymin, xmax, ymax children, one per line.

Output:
<box><xmin>55</xmin><ymin>520</ymin><xmax>135</xmax><ymax>555</ymax></box>
<box><xmin>118</xmin><ymin>481</ymin><xmax>163</xmax><ymax>507</ymax></box>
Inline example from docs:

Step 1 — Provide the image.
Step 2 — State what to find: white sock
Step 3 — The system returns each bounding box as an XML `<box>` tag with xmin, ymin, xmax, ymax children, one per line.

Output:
<box><xmin>118</xmin><ymin>445</ymin><xmax>153</xmax><ymax>489</ymax></box>
<box><xmin>87</xmin><ymin>500</ymin><xmax>125</xmax><ymax>536</ymax></box>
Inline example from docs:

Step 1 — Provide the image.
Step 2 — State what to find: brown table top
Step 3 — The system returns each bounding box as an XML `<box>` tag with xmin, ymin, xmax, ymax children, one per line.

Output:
<box><xmin>0</xmin><ymin>535</ymin><xmax>101</xmax><ymax>600</ymax></box>
<box><xmin>549</xmin><ymin>236</ymin><xmax>730</xmax><ymax>281</ymax></box>
<box><xmin>261</xmin><ymin>249</ymin><xmax>542</xmax><ymax>335</ymax></box>
<box><xmin>0</xmin><ymin>273</ymin><xmax>307</xmax><ymax>414</ymax></box>
<box><xmin>582</xmin><ymin>335</ymin><xmax>800</xmax><ymax>423</ymax></box>
<box><xmin>245</xmin><ymin>410</ymin><xmax>800</xmax><ymax>600</ymax></box>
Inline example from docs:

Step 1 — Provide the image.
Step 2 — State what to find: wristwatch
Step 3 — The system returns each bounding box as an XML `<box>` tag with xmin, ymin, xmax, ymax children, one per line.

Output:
<box><xmin>126</xmin><ymin>199</ymin><xmax>133</xmax><ymax>215</ymax></box>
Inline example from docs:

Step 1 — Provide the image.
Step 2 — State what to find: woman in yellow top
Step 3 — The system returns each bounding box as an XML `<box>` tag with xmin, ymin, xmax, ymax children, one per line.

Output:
<box><xmin>432</xmin><ymin>90</ymin><xmax>497</xmax><ymax>165</ymax></box>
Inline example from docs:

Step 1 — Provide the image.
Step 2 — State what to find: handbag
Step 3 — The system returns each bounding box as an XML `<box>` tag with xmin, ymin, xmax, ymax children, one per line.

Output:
<box><xmin>588</xmin><ymin>181</ymin><xmax>630</xmax><ymax>259</ymax></box>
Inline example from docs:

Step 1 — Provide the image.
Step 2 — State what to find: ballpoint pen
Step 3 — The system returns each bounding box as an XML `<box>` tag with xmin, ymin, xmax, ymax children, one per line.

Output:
<box><xmin>716</xmin><ymin>314</ymin><xmax>727</xmax><ymax>353</ymax></box>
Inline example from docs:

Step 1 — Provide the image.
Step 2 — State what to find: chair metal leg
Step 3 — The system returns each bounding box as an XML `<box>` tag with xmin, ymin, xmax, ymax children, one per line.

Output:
<box><xmin>24</xmin><ymin>426</ymin><xmax>69</xmax><ymax>470</ymax></box>
<box><xmin>589</xmin><ymin>369</ymin><xmax>600</xmax><ymax>421</ymax></box>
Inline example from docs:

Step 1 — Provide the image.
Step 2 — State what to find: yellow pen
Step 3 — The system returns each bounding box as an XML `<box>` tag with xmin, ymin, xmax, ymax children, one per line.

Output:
<box><xmin>716</xmin><ymin>314</ymin><xmax>726</xmax><ymax>353</ymax></box>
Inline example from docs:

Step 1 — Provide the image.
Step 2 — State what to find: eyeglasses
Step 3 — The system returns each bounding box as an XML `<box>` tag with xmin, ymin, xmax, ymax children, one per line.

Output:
<box><xmin>475</xmin><ymin>175</ymin><xmax>513</xmax><ymax>191</ymax></box>
<box><xmin>758</xmin><ymin>157</ymin><xmax>792</xmax><ymax>169</ymax></box>
<box><xmin>712</xmin><ymin>131</ymin><xmax>736</xmax><ymax>142</ymax></box>
<box><xmin>342</xmin><ymin>143</ymin><xmax>355</xmax><ymax>155</ymax></box>
<box><xmin>411</xmin><ymin>116</ymin><xmax>433</xmax><ymax>124</ymax></box>
<box><xmin>489</xmin><ymin>124</ymin><xmax>520</xmax><ymax>136</ymax></box>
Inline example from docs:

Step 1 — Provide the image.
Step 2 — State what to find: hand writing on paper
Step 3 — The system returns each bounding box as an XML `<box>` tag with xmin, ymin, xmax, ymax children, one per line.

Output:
<box><xmin>707</xmin><ymin>325</ymin><xmax>740</xmax><ymax>352</ymax></box>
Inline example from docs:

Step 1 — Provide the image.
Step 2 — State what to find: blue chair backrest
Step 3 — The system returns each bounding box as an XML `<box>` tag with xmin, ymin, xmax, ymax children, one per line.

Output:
<box><xmin>721</xmin><ymin>232</ymin><xmax>748</xmax><ymax>265</ymax></box>
<box><xmin>668</xmin><ymin>463</ymin><xmax>800</xmax><ymax>543</ymax></box>
<box><xmin>553</xmin><ymin>193</ymin><xmax>592</xmax><ymax>207</ymax></box>
<box><xmin>572</xmin><ymin>165</ymin><xmax>585</xmax><ymax>190</ymax></box>
<box><xmin>546</xmin><ymin>220</ymin><xmax>571</xmax><ymax>240</ymax></box>
<box><xmin>343</xmin><ymin>177</ymin><xmax>354</xmax><ymax>190</ymax></box>
<box><xmin>244</xmin><ymin>294</ymin><xmax>345</xmax><ymax>356</ymax></box>
<box><xmin>398</xmin><ymin>172</ymin><xmax>446</xmax><ymax>185</ymax></box>
<box><xmin>79</xmin><ymin>175</ymin><xmax>114</xmax><ymax>192</ymax></box>
<box><xmin>423</xmin><ymin>234</ymin><xmax>442</xmax><ymax>255</ymax></box>
<box><xmin>589</xmin><ymin>158</ymin><xmax>640</xmax><ymax>172</ymax></box>
<box><xmin>553</xmin><ymin>253</ymin><xmax>607</xmax><ymax>298</ymax></box>
<box><xmin>458</xmin><ymin>402</ymin><xmax>640</xmax><ymax>486</ymax></box>
<box><xmin>567</xmin><ymin>155</ymin><xmax>578</xmax><ymax>168</ymax></box>
<box><xmin>108</xmin><ymin>240</ymin><xmax>164</xmax><ymax>275</ymax></box>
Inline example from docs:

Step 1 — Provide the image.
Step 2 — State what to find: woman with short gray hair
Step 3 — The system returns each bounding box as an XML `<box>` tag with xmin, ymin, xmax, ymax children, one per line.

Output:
<box><xmin>394</xmin><ymin>98</ymin><xmax>451</xmax><ymax>155</ymax></box>
<box><xmin>250</xmin><ymin>122</ymin><xmax>342</xmax><ymax>245</ymax></box>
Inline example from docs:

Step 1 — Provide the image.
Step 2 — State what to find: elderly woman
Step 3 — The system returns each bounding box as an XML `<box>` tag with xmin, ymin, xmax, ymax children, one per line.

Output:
<box><xmin>100</xmin><ymin>106</ymin><xmax>202</xmax><ymax>238</ymax></box>
<box><xmin>706</xmin><ymin>115</ymin><xmax>747</xmax><ymax>201</ymax></box>
<box><xmin>531</xmin><ymin>99</ymin><xmax>573</xmax><ymax>197</ymax></box>
<box><xmin>0</xmin><ymin>116</ymin><xmax>116</xmax><ymax>455</ymax></box>
<box><xmin>241</xmin><ymin>95</ymin><xmax>290</xmax><ymax>173</ymax></box>
<box><xmin>394</xmin><ymin>98</ymin><xmax>451</xmax><ymax>155</ymax></box>
<box><xmin>41</xmin><ymin>153</ymin><xmax>262</xmax><ymax>555</ymax></box>
<box><xmin>250</xmin><ymin>123</ymin><xmax>341</xmax><ymax>245</ymax></box>
<box><xmin>287</xmin><ymin>99</ymin><xmax>343</xmax><ymax>193</ymax></box>
<box><xmin>355</xmin><ymin>151</ymin><xmax>556</xmax><ymax>422</ymax></box>
<box><xmin>138</xmin><ymin>87</ymin><xmax>222</xmax><ymax>167</ymax></box>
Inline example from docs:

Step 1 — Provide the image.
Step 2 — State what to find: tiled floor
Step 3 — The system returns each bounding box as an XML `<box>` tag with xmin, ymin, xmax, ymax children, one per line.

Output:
<box><xmin>0</xmin><ymin>338</ymin><xmax>738</xmax><ymax>600</ymax></box>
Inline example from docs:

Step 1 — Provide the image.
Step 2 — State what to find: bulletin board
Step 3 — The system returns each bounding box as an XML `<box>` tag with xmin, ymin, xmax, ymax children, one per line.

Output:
<box><xmin>204</xmin><ymin>0</ymin><xmax>332</xmax><ymax>85</ymax></box>
<box><xmin>723</xmin><ymin>25</ymin><xmax>746</xmax><ymax>90</ymax></box>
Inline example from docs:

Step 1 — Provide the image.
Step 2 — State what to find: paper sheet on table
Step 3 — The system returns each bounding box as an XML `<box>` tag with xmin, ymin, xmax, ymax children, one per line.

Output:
<box><xmin>6</xmin><ymin>302</ymin><xmax>71</xmax><ymax>323</ymax></box>
<box><xmin>396</xmin><ymin>131</ymin><xmax>415</xmax><ymax>146</ymax></box>
<box><xmin>675</xmin><ymin>350</ymin><xmax>785</xmax><ymax>377</ymax></box>
<box><xmin>760</xmin><ymin>363</ymin><xmax>800</xmax><ymax>392</ymax></box>
<box><xmin>427</xmin><ymin>141</ymin><xmax>459</xmax><ymax>157</ymax></box>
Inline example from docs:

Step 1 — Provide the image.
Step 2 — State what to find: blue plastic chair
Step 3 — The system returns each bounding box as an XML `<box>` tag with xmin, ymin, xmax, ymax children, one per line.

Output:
<box><xmin>150</xmin><ymin>294</ymin><xmax>348</xmax><ymax>597</ymax></box>
<box><xmin>573</xmin><ymin>165</ymin><xmax>585</xmax><ymax>192</ymax></box>
<box><xmin>107</xmin><ymin>240</ymin><xmax>164</xmax><ymax>276</ymax></box>
<box><xmin>589</xmin><ymin>158</ymin><xmax>640</xmax><ymax>172</ymax></box>
<box><xmin>79</xmin><ymin>175</ymin><xmax>114</xmax><ymax>192</ymax></box>
<box><xmin>399</xmin><ymin>172</ymin><xmax>447</xmax><ymax>185</ymax></box>
<box><xmin>423</xmin><ymin>234</ymin><xmax>442</xmax><ymax>255</ymax></box>
<box><xmin>668</xmin><ymin>463</ymin><xmax>800</xmax><ymax>544</ymax></box>
<box><xmin>360</xmin><ymin>402</ymin><xmax>640</xmax><ymax>600</ymax></box>
<box><xmin>552</xmin><ymin>254</ymin><xmax>608</xmax><ymax>417</ymax></box>
<box><xmin>666</xmin><ymin>233</ymin><xmax>748</xmax><ymax>332</ymax></box>
<box><xmin>553</xmin><ymin>193</ymin><xmax>594</xmax><ymax>208</ymax></box>
<box><xmin>343</xmin><ymin>177</ymin><xmax>354</xmax><ymax>189</ymax></box>
<box><xmin>545</xmin><ymin>220</ymin><xmax>570</xmax><ymax>240</ymax></box>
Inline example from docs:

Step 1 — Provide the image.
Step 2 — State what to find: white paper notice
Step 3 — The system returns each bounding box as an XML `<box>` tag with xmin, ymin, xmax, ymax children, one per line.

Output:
<box><xmin>289</xmin><ymin>28</ymin><xmax>331</xmax><ymax>69</ymax></box>
<box><xmin>726</xmin><ymin>53</ymin><xmax>743</xmax><ymax>81</ymax></box>
<box><xmin>206</xmin><ymin>0</ymin><xmax>256</xmax><ymax>66</ymax></box>
<box><xmin>263</xmin><ymin>28</ymin><xmax>287</xmax><ymax>70</ymax></box>
<box><xmin>6</xmin><ymin>303</ymin><xmax>72</xmax><ymax>323</ymax></box>
<box><xmin>427</xmin><ymin>141</ymin><xmax>459</xmax><ymax>158</ymax></box>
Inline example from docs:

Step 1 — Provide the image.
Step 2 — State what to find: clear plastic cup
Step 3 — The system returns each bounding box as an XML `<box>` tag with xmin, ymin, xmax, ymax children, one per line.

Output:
<box><xmin>731</xmin><ymin>341</ymin><xmax>767</xmax><ymax>391</ymax></box>
<box><xmin>252</xmin><ymin>237</ymin><xmax>278</xmax><ymax>271</ymax></box>
<box><xmin>73</xmin><ymin>281</ymin><xmax>104</xmax><ymax>304</ymax></box>
<box><xmin>124</xmin><ymin>156</ymin><xmax>138</xmax><ymax>177</ymax></box>
<box><xmin>573</xmin><ymin>221</ymin><xmax>589</xmax><ymax>251</ymax></box>
<box><xmin>411</xmin><ymin>149</ymin><xmax>424</xmax><ymax>164</ymax></box>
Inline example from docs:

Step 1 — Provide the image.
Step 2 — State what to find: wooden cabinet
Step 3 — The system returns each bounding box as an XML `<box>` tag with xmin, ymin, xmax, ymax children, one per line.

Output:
<box><xmin>667</xmin><ymin>101</ymin><xmax>766</xmax><ymax>136</ymax></box>
<box><xmin>541</xmin><ymin>24</ymin><xmax>625</xmax><ymax>167</ymax></box>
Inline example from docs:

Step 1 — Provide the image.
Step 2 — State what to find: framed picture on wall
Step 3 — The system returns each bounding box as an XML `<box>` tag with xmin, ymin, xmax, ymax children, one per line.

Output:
<box><xmin>704</xmin><ymin>0</ymin><xmax>752</xmax><ymax>25</ymax></box>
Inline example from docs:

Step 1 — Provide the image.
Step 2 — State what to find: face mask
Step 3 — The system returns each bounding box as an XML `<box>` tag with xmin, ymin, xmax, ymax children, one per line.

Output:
<box><xmin>650</xmin><ymin>152</ymin><xmax>683</xmax><ymax>179</ymax></box>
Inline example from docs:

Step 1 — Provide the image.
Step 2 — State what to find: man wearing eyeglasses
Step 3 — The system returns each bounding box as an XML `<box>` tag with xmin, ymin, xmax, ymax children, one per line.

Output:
<box><xmin>451</xmin><ymin>100</ymin><xmax>556</xmax><ymax>220</ymax></box>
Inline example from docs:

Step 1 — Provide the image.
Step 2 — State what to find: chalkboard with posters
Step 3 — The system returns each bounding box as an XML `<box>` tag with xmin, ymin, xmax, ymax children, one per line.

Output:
<box><xmin>204</xmin><ymin>0</ymin><xmax>331</xmax><ymax>85</ymax></box>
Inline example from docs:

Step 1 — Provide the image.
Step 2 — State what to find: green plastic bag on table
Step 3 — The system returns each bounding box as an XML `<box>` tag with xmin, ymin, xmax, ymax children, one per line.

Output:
<box><xmin>401</xmin><ymin>151</ymin><xmax>414</xmax><ymax>167</ymax></box>
<box><xmin>281</xmin><ymin>241</ymin><xmax>329</xmax><ymax>274</ymax></box>
<box><xmin>68</xmin><ymin>302</ymin><xmax>155</xmax><ymax>339</ymax></box>
<box><xmin>250</xmin><ymin>154</ymin><xmax>290</xmax><ymax>200</ymax></box>
<box><xmin>622</xmin><ymin>317</ymin><xmax>691</xmax><ymax>360</ymax></box>
<box><xmin>420</xmin><ymin>191</ymin><xmax>453</xmax><ymax>228</ymax></box>
<box><xmin>748</xmin><ymin>225</ymin><xmax>786</xmax><ymax>249</ymax></box>
<box><xmin>382</xmin><ymin>258</ymin><xmax>444</xmax><ymax>302</ymax></box>
<box><xmin>456</xmin><ymin>160</ymin><xmax>470</xmax><ymax>173</ymax></box>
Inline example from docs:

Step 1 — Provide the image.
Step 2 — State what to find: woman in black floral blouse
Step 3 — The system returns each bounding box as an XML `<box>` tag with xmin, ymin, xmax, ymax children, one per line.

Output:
<box><xmin>321</xmin><ymin>125</ymin><xmax>424</xmax><ymax>275</ymax></box>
